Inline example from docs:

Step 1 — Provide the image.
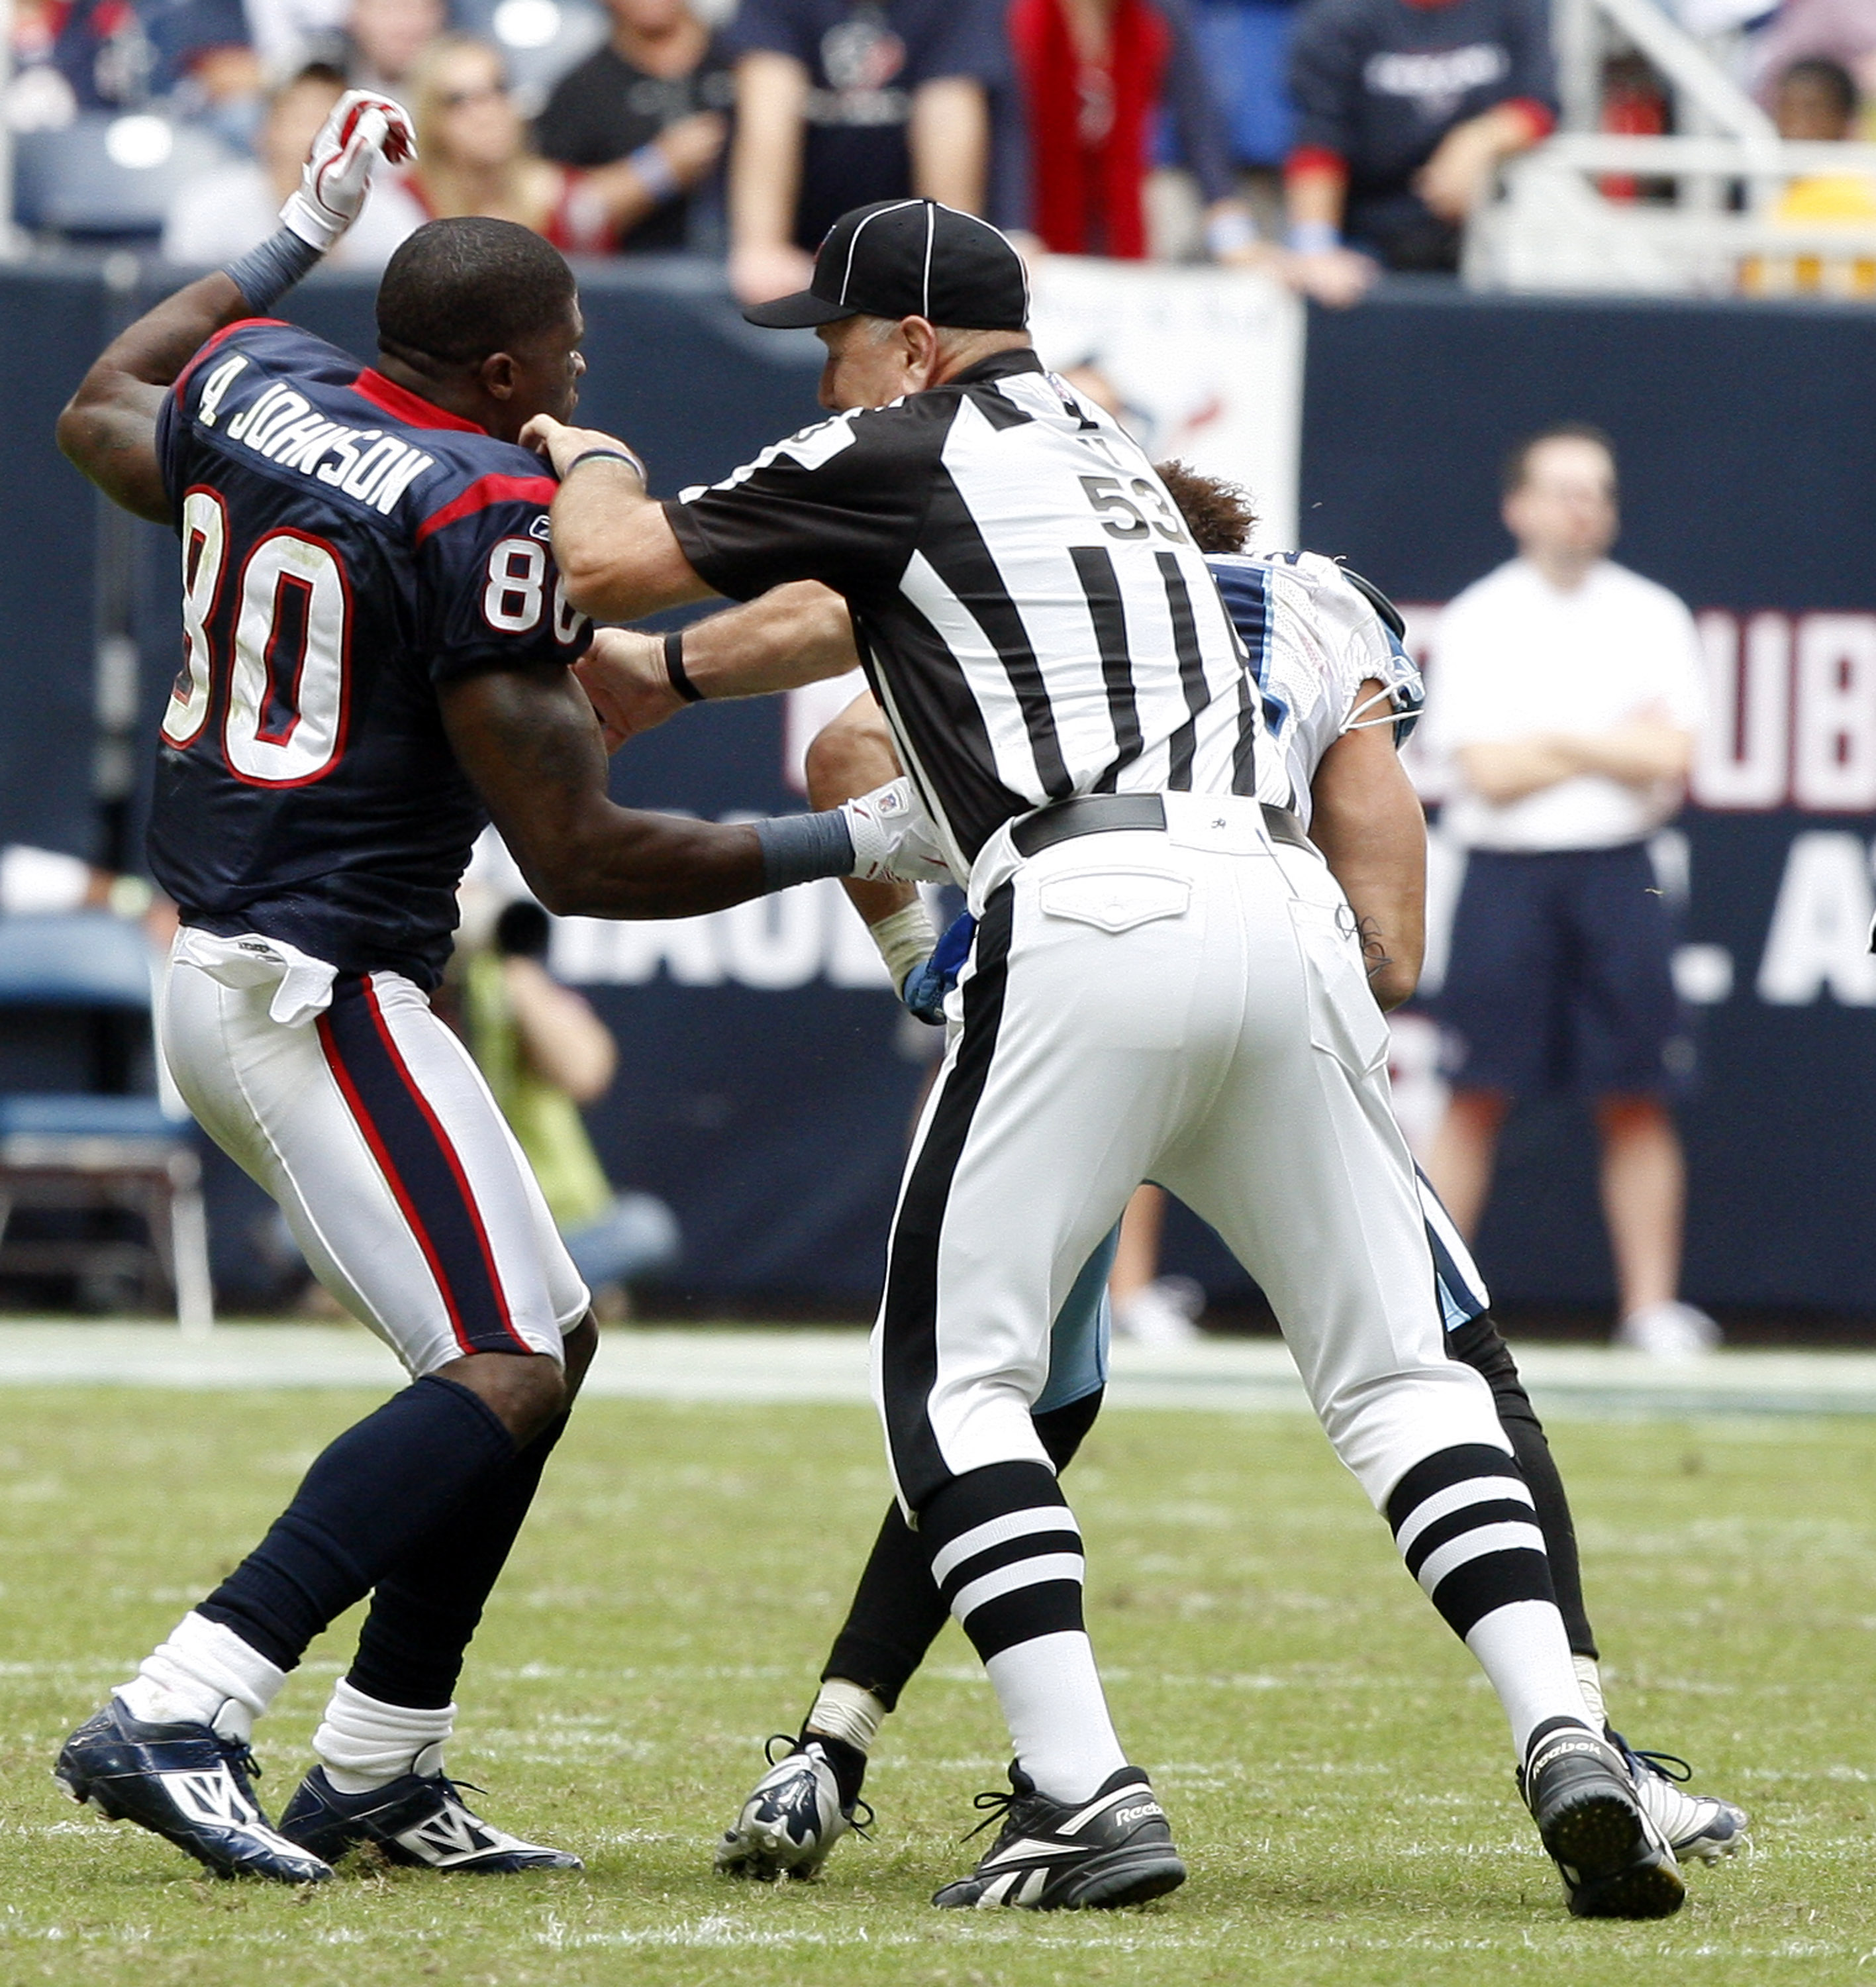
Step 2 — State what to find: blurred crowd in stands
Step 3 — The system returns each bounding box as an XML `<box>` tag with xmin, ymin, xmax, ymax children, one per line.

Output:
<box><xmin>9</xmin><ymin>0</ymin><xmax>1876</xmax><ymax>301</ymax></box>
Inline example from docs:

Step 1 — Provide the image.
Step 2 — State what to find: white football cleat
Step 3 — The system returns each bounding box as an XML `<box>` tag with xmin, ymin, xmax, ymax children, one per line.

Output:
<box><xmin>1610</xmin><ymin>1735</ymin><xmax>1749</xmax><ymax>1864</ymax></box>
<box><xmin>715</xmin><ymin>1739</ymin><xmax>867</xmax><ymax>1882</ymax></box>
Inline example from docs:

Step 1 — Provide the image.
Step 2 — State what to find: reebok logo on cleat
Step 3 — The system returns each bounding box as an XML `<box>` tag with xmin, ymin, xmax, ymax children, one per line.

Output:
<box><xmin>1112</xmin><ymin>1804</ymin><xmax>1163</xmax><ymax>1827</ymax></box>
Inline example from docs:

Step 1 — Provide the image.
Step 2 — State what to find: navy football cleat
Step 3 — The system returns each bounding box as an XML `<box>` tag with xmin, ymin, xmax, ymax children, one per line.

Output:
<box><xmin>1519</xmin><ymin>1717</ymin><xmax>1685</xmax><ymax>1919</ymax></box>
<box><xmin>277</xmin><ymin>1765</ymin><xmax>583</xmax><ymax>1872</ymax></box>
<box><xmin>932</xmin><ymin>1763</ymin><xmax>1186</xmax><ymax>1910</ymax></box>
<box><xmin>54</xmin><ymin>1699</ymin><xmax>332</xmax><ymax>1883</ymax></box>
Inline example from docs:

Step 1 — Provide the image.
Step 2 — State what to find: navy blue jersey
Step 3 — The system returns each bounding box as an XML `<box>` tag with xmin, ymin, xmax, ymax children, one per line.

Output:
<box><xmin>150</xmin><ymin>320</ymin><xmax>590</xmax><ymax>990</ymax></box>
<box><xmin>1287</xmin><ymin>0</ymin><xmax>1554</xmax><ymax>200</ymax></box>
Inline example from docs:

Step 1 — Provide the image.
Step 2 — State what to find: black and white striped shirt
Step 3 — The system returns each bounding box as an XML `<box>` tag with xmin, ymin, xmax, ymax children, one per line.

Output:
<box><xmin>665</xmin><ymin>349</ymin><xmax>1259</xmax><ymax>874</ymax></box>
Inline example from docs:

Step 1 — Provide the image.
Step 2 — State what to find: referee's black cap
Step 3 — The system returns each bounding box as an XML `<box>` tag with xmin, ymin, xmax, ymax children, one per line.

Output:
<box><xmin>742</xmin><ymin>199</ymin><xmax>1030</xmax><ymax>332</ymax></box>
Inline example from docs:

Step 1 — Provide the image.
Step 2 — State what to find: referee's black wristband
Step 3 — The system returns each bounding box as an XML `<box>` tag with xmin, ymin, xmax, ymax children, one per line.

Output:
<box><xmin>664</xmin><ymin>629</ymin><xmax>705</xmax><ymax>703</ymax></box>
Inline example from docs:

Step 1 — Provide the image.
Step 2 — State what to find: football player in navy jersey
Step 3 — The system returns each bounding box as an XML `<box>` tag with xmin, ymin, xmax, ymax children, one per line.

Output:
<box><xmin>50</xmin><ymin>91</ymin><xmax>928</xmax><ymax>1884</ymax></box>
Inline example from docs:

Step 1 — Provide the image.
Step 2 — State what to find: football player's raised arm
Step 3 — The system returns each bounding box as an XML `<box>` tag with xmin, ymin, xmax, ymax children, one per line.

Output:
<box><xmin>58</xmin><ymin>272</ymin><xmax>250</xmax><ymax>524</ymax></box>
<box><xmin>520</xmin><ymin>415</ymin><xmax>713</xmax><ymax>621</ymax></box>
<box><xmin>804</xmin><ymin>690</ymin><xmax>918</xmax><ymax>933</ymax></box>
<box><xmin>60</xmin><ymin>91</ymin><xmax>416</xmax><ymax>523</ymax></box>
<box><xmin>1307</xmin><ymin>687</ymin><xmax>1428</xmax><ymax>1011</ymax></box>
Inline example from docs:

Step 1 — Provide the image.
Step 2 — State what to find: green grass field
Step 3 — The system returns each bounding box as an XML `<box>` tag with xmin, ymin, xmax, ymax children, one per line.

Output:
<box><xmin>1</xmin><ymin>1385</ymin><xmax>1871</xmax><ymax>1986</ymax></box>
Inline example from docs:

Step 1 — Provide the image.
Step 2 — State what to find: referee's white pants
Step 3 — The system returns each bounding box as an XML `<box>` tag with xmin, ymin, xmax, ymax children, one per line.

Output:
<box><xmin>873</xmin><ymin>797</ymin><xmax>1507</xmax><ymax>1517</ymax></box>
<box><xmin>160</xmin><ymin>943</ymin><xmax>587</xmax><ymax>1376</ymax></box>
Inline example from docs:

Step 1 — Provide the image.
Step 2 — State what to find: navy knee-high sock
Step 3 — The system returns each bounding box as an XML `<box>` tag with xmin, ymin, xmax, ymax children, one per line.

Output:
<box><xmin>198</xmin><ymin>1375</ymin><xmax>517</xmax><ymax>1672</ymax></box>
<box><xmin>344</xmin><ymin>1411</ymin><xmax>571</xmax><ymax>1709</ymax></box>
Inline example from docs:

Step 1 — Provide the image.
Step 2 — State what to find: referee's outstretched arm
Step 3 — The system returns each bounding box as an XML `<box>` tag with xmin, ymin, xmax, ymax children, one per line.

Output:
<box><xmin>577</xmin><ymin>583</ymin><xmax>861</xmax><ymax>748</ymax></box>
<box><xmin>522</xmin><ymin>414</ymin><xmax>714</xmax><ymax>621</ymax></box>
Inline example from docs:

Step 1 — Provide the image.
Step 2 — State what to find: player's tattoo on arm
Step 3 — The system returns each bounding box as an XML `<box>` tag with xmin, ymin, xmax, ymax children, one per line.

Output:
<box><xmin>1308</xmin><ymin>695</ymin><xmax>1427</xmax><ymax>1013</ymax></box>
<box><xmin>441</xmin><ymin>662</ymin><xmax>775</xmax><ymax>920</ymax></box>
<box><xmin>59</xmin><ymin>272</ymin><xmax>254</xmax><ymax>524</ymax></box>
<box><xmin>1355</xmin><ymin>913</ymin><xmax>1395</xmax><ymax>988</ymax></box>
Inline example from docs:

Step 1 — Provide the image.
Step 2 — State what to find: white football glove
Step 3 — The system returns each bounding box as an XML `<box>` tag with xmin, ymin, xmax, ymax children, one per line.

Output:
<box><xmin>842</xmin><ymin>778</ymin><xmax>956</xmax><ymax>885</ymax></box>
<box><xmin>281</xmin><ymin>90</ymin><xmax>417</xmax><ymax>252</ymax></box>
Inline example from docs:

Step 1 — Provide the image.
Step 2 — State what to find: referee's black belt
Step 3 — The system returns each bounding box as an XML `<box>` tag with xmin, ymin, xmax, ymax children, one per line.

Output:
<box><xmin>1011</xmin><ymin>793</ymin><xmax>1312</xmax><ymax>858</ymax></box>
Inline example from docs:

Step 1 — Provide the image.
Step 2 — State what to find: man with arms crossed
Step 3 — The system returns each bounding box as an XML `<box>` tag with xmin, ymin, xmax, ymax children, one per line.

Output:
<box><xmin>52</xmin><ymin>97</ymin><xmax>911</xmax><ymax>1884</ymax></box>
<box><xmin>1422</xmin><ymin>426</ymin><xmax>1712</xmax><ymax>1358</ymax></box>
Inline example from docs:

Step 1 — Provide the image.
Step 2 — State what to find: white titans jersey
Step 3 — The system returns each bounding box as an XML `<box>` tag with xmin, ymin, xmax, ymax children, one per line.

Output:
<box><xmin>666</xmin><ymin>350</ymin><xmax>1259</xmax><ymax>880</ymax></box>
<box><xmin>1209</xmin><ymin>550</ymin><xmax>1421</xmax><ymax>831</ymax></box>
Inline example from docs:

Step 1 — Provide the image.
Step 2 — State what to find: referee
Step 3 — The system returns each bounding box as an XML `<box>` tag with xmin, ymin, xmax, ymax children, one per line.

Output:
<box><xmin>525</xmin><ymin>199</ymin><xmax>1680</xmax><ymax>1919</ymax></box>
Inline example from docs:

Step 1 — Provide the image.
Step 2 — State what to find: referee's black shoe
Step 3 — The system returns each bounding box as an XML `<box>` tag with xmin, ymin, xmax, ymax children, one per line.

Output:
<box><xmin>932</xmin><ymin>1763</ymin><xmax>1185</xmax><ymax>1910</ymax></box>
<box><xmin>54</xmin><ymin>1698</ymin><xmax>332</xmax><ymax>1883</ymax></box>
<box><xmin>1519</xmin><ymin>1717</ymin><xmax>1685</xmax><ymax>1919</ymax></box>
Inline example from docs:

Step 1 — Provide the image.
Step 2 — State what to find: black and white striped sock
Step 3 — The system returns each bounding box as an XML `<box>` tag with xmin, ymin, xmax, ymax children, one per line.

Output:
<box><xmin>922</xmin><ymin>1461</ymin><xmax>1126</xmax><ymax>1802</ymax></box>
<box><xmin>1386</xmin><ymin>1443</ymin><xmax>1591</xmax><ymax>1755</ymax></box>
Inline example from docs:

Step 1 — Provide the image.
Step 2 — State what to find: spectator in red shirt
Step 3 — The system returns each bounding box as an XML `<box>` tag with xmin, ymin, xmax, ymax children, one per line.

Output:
<box><xmin>1284</xmin><ymin>0</ymin><xmax>1555</xmax><ymax>303</ymax></box>
<box><xmin>1008</xmin><ymin>0</ymin><xmax>1265</xmax><ymax>261</ymax></box>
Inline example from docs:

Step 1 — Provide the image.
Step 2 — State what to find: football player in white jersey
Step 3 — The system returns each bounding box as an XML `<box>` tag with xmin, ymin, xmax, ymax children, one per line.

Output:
<box><xmin>575</xmin><ymin>463</ymin><xmax>1744</xmax><ymax>1901</ymax></box>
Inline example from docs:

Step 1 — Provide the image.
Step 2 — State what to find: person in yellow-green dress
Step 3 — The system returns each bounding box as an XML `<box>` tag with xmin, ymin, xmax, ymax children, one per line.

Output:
<box><xmin>463</xmin><ymin>899</ymin><xmax>679</xmax><ymax>1307</ymax></box>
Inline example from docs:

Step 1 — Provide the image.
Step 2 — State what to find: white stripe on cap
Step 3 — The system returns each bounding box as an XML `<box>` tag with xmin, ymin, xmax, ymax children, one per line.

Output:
<box><xmin>922</xmin><ymin>201</ymin><xmax>935</xmax><ymax>319</ymax></box>
<box><xmin>840</xmin><ymin>198</ymin><xmax>922</xmax><ymax>308</ymax></box>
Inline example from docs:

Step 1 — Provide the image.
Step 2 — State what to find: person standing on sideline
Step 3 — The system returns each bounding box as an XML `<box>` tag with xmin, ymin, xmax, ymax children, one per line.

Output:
<box><xmin>1422</xmin><ymin>425</ymin><xmax>1713</xmax><ymax>1359</ymax></box>
<box><xmin>460</xmin><ymin>898</ymin><xmax>681</xmax><ymax>1309</ymax></box>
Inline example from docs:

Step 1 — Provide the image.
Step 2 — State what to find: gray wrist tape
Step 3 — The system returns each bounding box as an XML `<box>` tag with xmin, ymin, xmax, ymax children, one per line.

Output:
<box><xmin>223</xmin><ymin>227</ymin><xmax>323</xmax><ymax>312</ymax></box>
<box><xmin>753</xmin><ymin>810</ymin><xmax>856</xmax><ymax>893</ymax></box>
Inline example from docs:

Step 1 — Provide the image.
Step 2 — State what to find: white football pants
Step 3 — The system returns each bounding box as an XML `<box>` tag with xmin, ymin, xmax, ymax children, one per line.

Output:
<box><xmin>161</xmin><ymin>944</ymin><xmax>587</xmax><ymax>1376</ymax></box>
<box><xmin>874</xmin><ymin>793</ymin><xmax>1508</xmax><ymax>1514</ymax></box>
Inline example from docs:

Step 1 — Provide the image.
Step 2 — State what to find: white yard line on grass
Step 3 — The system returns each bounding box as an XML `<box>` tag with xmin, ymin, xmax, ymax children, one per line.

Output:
<box><xmin>0</xmin><ymin>1322</ymin><xmax>1871</xmax><ymax>1417</ymax></box>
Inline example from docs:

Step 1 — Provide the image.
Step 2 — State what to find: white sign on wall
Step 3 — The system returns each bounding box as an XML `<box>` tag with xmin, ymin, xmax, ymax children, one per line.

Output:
<box><xmin>1025</xmin><ymin>256</ymin><xmax>1306</xmax><ymax>553</ymax></box>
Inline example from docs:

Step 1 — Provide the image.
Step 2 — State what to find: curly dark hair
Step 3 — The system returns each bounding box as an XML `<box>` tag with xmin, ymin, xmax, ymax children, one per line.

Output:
<box><xmin>1154</xmin><ymin>459</ymin><xmax>1259</xmax><ymax>554</ymax></box>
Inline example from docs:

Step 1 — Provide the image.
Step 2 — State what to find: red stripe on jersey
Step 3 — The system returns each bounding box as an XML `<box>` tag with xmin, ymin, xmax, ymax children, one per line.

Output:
<box><xmin>174</xmin><ymin>318</ymin><xmax>290</xmax><ymax>401</ymax></box>
<box><xmin>350</xmin><ymin>368</ymin><xmax>488</xmax><ymax>434</ymax></box>
<box><xmin>414</xmin><ymin>473</ymin><xmax>560</xmax><ymax>545</ymax></box>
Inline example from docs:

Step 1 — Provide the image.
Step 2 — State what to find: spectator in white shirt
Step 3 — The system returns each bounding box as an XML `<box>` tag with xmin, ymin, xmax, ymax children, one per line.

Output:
<box><xmin>1422</xmin><ymin>425</ymin><xmax>1716</xmax><ymax>1358</ymax></box>
<box><xmin>163</xmin><ymin>62</ymin><xmax>422</xmax><ymax>270</ymax></box>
